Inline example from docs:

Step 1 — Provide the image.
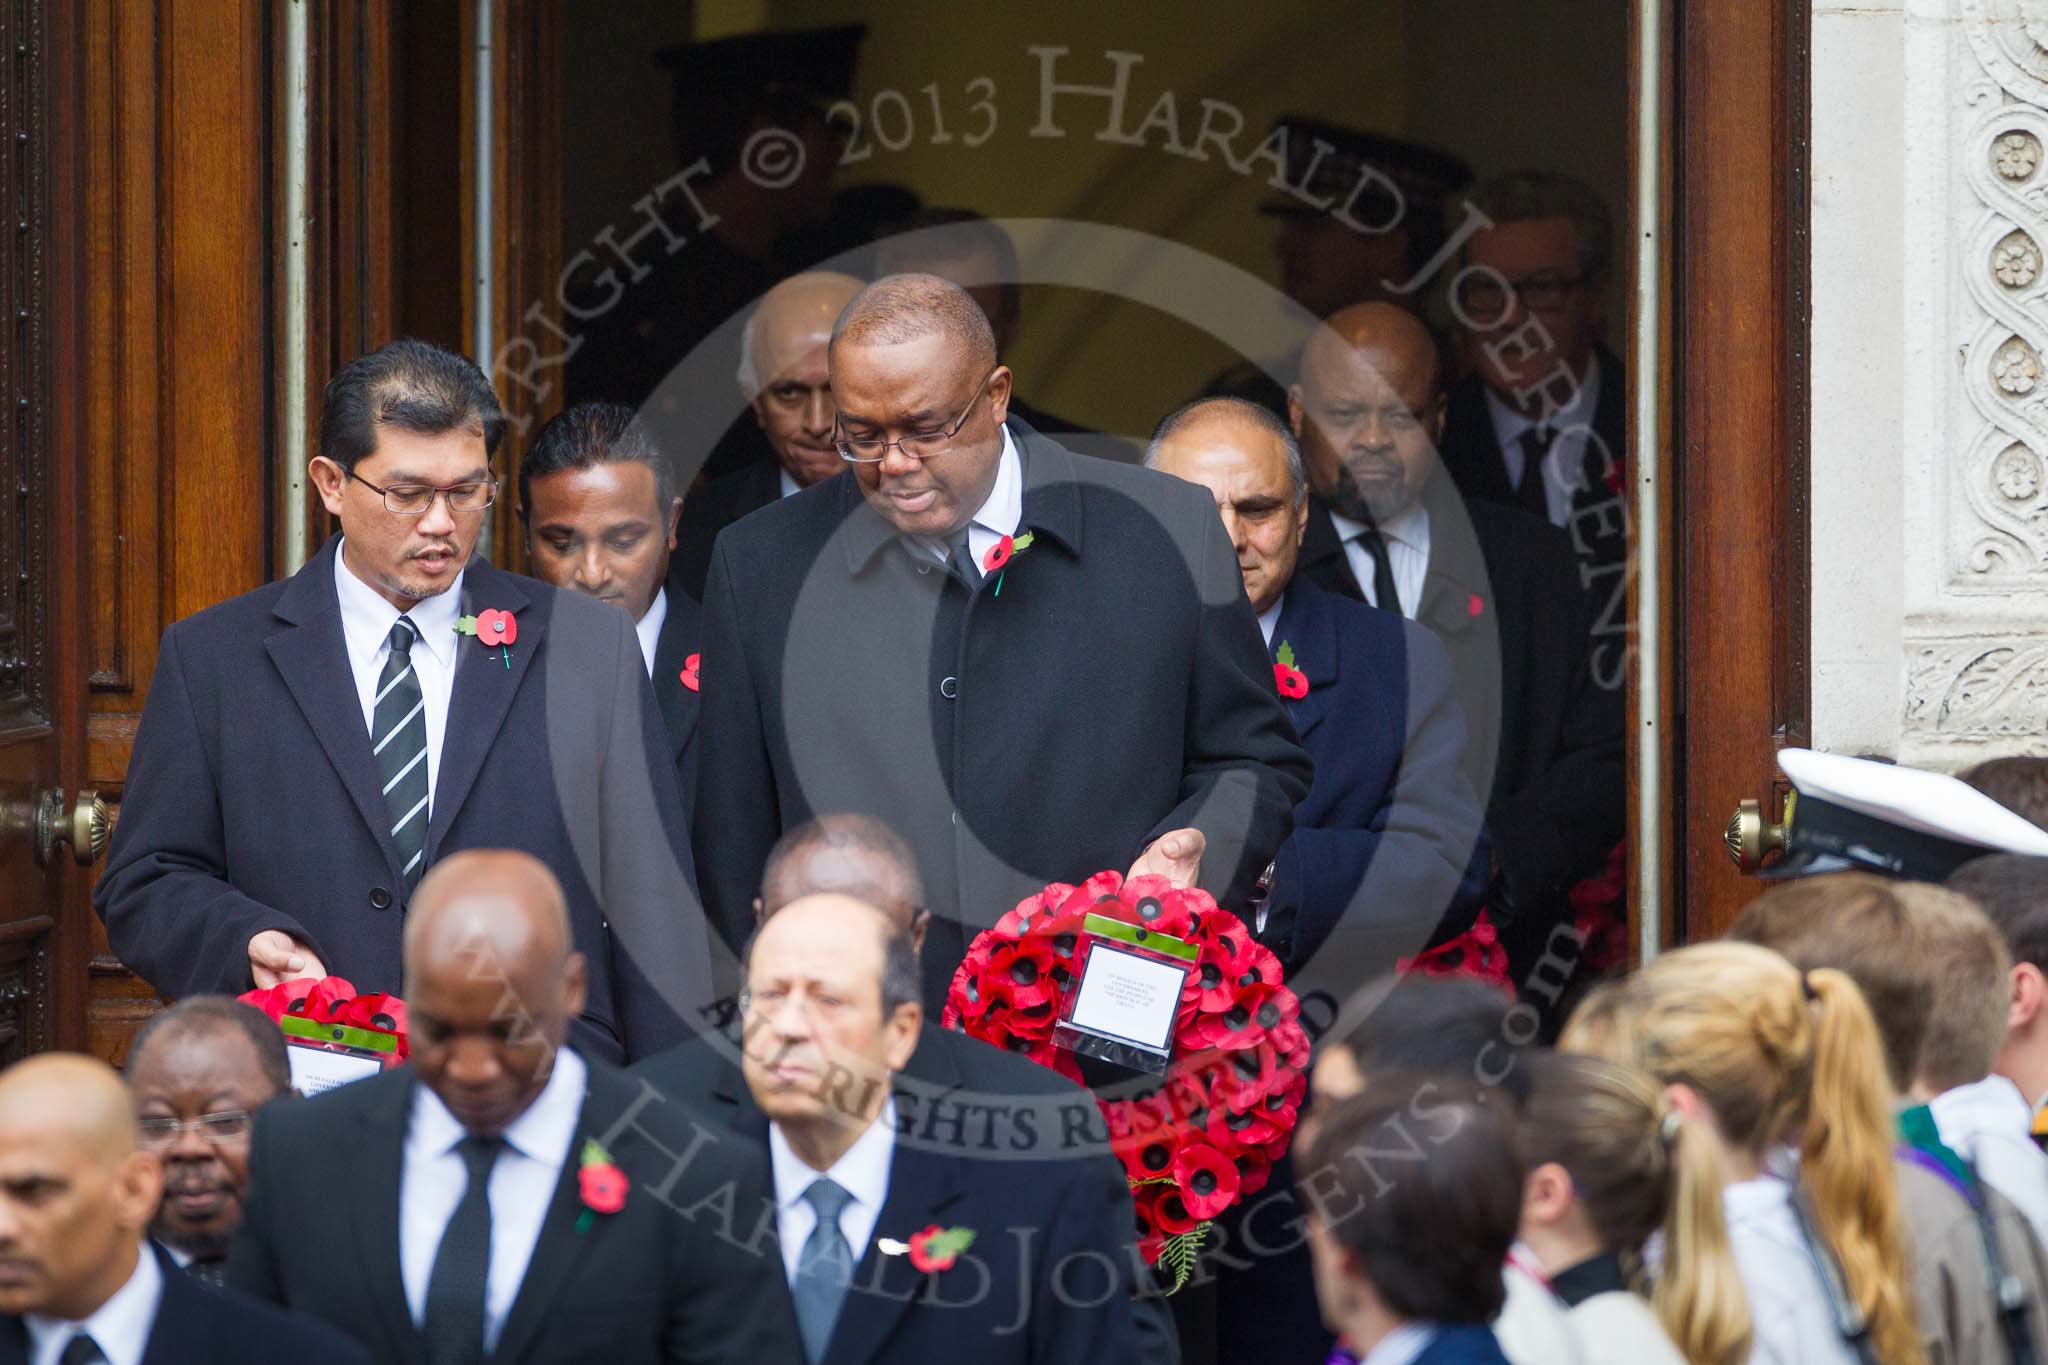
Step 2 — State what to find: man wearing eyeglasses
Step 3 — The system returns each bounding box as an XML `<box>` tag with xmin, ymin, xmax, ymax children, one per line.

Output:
<box><xmin>693</xmin><ymin>273</ymin><xmax>1313</xmax><ymax>1012</ymax></box>
<box><xmin>1437</xmin><ymin>173</ymin><xmax>1627</xmax><ymax>586</ymax></box>
<box><xmin>124</xmin><ymin>997</ymin><xmax>290</xmax><ymax>1287</ymax></box>
<box><xmin>97</xmin><ymin>338</ymin><xmax>715</xmax><ymax>1065</ymax></box>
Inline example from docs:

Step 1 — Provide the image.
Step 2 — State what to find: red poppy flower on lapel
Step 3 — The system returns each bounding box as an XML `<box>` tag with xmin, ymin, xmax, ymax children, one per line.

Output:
<box><xmin>475</xmin><ymin>609</ymin><xmax>516</xmax><ymax>647</ymax></box>
<box><xmin>982</xmin><ymin>530</ymin><xmax>1036</xmax><ymax>574</ymax></box>
<box><xmin>577</xmin><ymin>1139</ymin><xmax>628</xmax><ymax>1217</ymax></box>
<box><xmin>1467</xmin><ymin>593</ymin><xmax>1485</xmax><ymax>618</ymax></box>
<box><xmin>679</xmin><ymin>652</ymin><xmax>700</xmax><ymax>692</ymax></box>
<box><xmin>1272</xmin><ymin>640</ymin><xmax>1309</xmax><ymax>699</ymax></box>
<box><xmin>1604</xmin><ymin>461</ymin><xmax>1625</xmax><ymax>495</ymax></box>
<box><xmin>906</xmin><ymin>1224</ymin><xmax>976</xmax><ymax>1273</ymax></box>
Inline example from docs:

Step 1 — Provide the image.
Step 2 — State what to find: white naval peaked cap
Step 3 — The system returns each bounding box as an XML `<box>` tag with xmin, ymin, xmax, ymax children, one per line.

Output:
<box><xmin>1765</xmin><ymin>747</ymin><xmax>2048</xmax><ymax>880</ymax></box>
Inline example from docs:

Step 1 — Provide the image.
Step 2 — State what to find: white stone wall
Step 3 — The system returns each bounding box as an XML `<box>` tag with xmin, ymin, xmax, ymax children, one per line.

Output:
<box><xmin>1811</xmin><ymin>0</ymin><xmax>2048</xmax><ymax>767</ymax></box>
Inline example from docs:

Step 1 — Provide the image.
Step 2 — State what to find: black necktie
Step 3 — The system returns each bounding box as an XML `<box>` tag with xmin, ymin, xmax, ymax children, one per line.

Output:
<box><xmin>423</xmin><ymin>1135</ymin><xmax>501</xmax><ymax>1365</ymax></box>
<box><xmin>59</xmin><ymin>1335</ymin><xmax>105</xmax><ymax>1365</ymax></box>
<box><xmin>184</xmin><ymin>1255</ymin><xmax>226</xmax><ymax>1288</ymax></box>
<box><xmin>372</xmin><ymin>617</ymin><xmax>431</xmax><ymax>891</ymax></box>
<box><xmin>944</xmin><ymin>527</ymin><xmax>982</xmax><ymax>589</ymax></box>
<box><xmin>1517</xmin><ymin>428</ymin><xmax>1555</xmax><ymax>520</ymax></box>
<box><xmin>1357</xmin><ymin>527</ymin><xmax>1402</xmax><ymax>616</ymax></box>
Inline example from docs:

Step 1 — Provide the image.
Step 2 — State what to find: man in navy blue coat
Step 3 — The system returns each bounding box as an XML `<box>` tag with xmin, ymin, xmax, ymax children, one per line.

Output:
<box><xmin>1147</xmin><ymin>397</ymin><xmax>1487</xmax><ymax>983</ymax></box>
<box><xmin>1149</xmin><ymin>396</ymin><xmax>1488</xmax><ymax>1365</ymax></box>
<box><xmin>95</xmin><ymin>340</ymin><xmax>715</xmax><ymax>1062</ymax></box>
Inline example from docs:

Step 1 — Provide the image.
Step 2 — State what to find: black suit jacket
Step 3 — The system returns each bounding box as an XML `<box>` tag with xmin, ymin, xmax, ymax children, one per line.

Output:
<box><xmin>1438</xmin><ymin>346</ymin><xmax>1629</xmax><ymax>582</ymax></box>
<box><xmin>632</xmin><ymin>1024</ymin><xmax>1144</xmax><ymax>1365</ymax></box>
<box><xmin>670</xmin><ymin>459</ymin><xmax>784</xmax><ymax>604</ymax></box>
<box><xmin>94</xmin><ymin>535</ymin><xmax>715</xmax><ymax>1062</ymax></box>
<box><xmin>1300</xmin><ymin>483</ymin><xmax>1623</xmax><ymax>912</ymax></box>
<box><xmin>0</xmin><ymin>1242</ymin><xmax>368</xmax><ymax>1365</ymax></box>
<box><xmin>694</xmin><ymin>420</ymin><xmax>1313</xmax><ymax>1008</ymax></box>
<box><xmin>651</xmin><ymin>588</ymin><xmax>704</xmax><ymax>801</ymax></box>
<box><xmin>225</xmin><ymin>1053</ymin><xmax>801</xmax><ymax>1365</ymax></box>
<box><xmin>1262</xmin><ymin>576</ymin><xmax>1489</xmax><ymax>980</ymax></box>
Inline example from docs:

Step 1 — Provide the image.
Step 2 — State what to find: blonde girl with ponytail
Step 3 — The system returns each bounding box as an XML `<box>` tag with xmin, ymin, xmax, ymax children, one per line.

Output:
<box><xmin>1591</xmin><ymin>942</ymin><xmax>1923</xmax><ymax>1365</ymax></box>
<box><xmin>1518</xmin><ymin>1050</ymin><xmax>1739</xmax><ymax>1365</ymax></box>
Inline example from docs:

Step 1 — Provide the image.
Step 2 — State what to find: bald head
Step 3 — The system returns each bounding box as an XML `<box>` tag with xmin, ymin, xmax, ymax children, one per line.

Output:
<box><xmin>832</xmin><ymin>273</ymin><xmax>998</xmax><ymax>374</ymax></box>
<box><xmin>404</xmin><ymin>849</ymin><xmax>571</xmax><ymax>984</ymax></box>
<box><xmin>403</xmin><ymin>851</ymin><xmax>586</xmax><ymax>1137</ymax></box>
<box><xmin>0</xmin><ymin>1054</ymin><xmax>161</xmax><ymax>1319</ymax></box>
<box><xmin>1290</xmin><ymin>302</ymin><xmax>1447</xmax><ymax>522</ymax></box>
<box><xmin>1303</xmin><ymin>302</ymin><xmax>1442</xmax><ymax>401</ymax></box>
<box><xmin>739</xmin><ymin>271</ymin><xmax>864</xmax><ymax>397</ymax></box>
<box><xmin>0</xmin><ymin>1056</ymin><xmax>136</xmax><ymax>1164</ymax></box>
<box><xmin>760</xmin><ymin>813</ymin><xmax>925</xmax><ymax>936</ymax></box>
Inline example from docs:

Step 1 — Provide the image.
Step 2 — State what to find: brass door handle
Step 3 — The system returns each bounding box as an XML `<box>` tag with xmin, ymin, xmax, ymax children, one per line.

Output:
<box><xmin>1724</xmin><ymin>797</ymin><xmax>1788</xmax><ymax>872</ymax></box>
<box><xmin>35</xmin><ymin>788</ymin><xmax>108</xmax><ymax>868</ymax></box>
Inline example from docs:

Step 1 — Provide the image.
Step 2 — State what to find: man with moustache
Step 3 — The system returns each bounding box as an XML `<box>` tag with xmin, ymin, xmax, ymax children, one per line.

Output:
<box><xmin>668</xmin><ymin>271</ymin><xmax>865</xmax><ymax>601</ymax></box>
<box><xmin>227</xmin><ymin>850</ymin><xmax>799</xmax><ymax>1364</ymax></box>
<box><xmin>0</xmin><ymin>1053</ymin><xmax>365</xmax><ymax>1364</ymax></box>
<box><xmin>732</xmin><ymin>893</ymin><xmax>1139</xmax><ymax>1363</ymax></box>
<box><xmin>1287</xmin><ymin>303</ymin><xmax>1622</xmax><ymax>1004</ymax></box>
<box><xmin>124</xmin><ymin>998</ymin><xmax>292</xmax><ymax>1286</ymax></box>
<box><xmin>97</xmin><ymin>338</ymin><xmax>712</xmax><ymax>1062</ymax></box>
<box><xmin>520</xmin><ymin>402</ymin><xmax>701</xmax><ymax>797</ymax></box>
<box><xmin>693</xmin><ymin>273</ymin><xmax>1311</xmax><ymax>1011</ymax></box>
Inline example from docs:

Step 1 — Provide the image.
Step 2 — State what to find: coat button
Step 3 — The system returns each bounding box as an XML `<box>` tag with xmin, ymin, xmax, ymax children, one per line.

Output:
<box><xmin>368</xmin><ymin>887</ymin><xmax>393</xmax><ymax>910</ymax></box>
<box><xmin>939</xmin><ymin>676</ymin><xmax>959</xmax><ymax>699</ymax></box>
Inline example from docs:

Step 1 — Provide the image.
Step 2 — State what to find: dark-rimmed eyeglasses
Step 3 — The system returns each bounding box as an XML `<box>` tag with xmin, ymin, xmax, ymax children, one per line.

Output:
<box><xmin>1455</xmin><ymin>272</ymin><xmax>1591</xmax><ymax>317</ymax></box>
<box><xmin>348</xmin><ymin>469</ymin><xmax>498</xmax><ymax>515</ymax></box>
<box><xmin>836</xmin><ymin>370</ymin><xmax>998</xmax><ymax>465</ymax></box>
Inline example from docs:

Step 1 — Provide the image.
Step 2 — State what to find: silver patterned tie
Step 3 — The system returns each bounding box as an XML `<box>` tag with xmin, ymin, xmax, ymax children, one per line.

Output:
<box><xmin>371</xmin><ymin>617</ymin><xmax>430</xmax><ymax>890</ymax></box>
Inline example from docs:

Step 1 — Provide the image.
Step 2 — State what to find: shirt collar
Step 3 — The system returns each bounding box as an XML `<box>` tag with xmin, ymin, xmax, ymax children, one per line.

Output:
<box><xmin>410</xmin><ymin>1046</ymin><xmax>588</xmax><ymax>1165</ymax></box>
<box><xmin>1358</xmin><ymin>1321</ymin><xmax>1439</xmax><ymax>1365</ymax></box>
<box><xmin>27</xmin><ymin>1243</ymin><xmax>162</xmax><ymax>1365</ymax></box>
<box><xmin>1255</xmin><ymin>599</ymin><xmax>1282</xmax><ymax>647</ymax></box>
<box><xmin>1930</xmin><ymin>1073</ymin><xmax>2035</xmax><ymax>1139</ymax></box>
<box><xmin>634</xmin><ymin>588</ymin><xmax>668</xmax><ymax>678</ymax></box>
<box><xmin>1484</xmin><ymin>352</ymin><xmax>1601</xmax><ymax>445</ymax></box>
<box><xmin>1327</xmin><ymin>499</ymin><xmax>1428</xmax><ymax>554</ymax></box>
<box><xmin>778</xmin><ymin>468</ymin><xmax>802</xmax><ymax>500</ymax></box>
<box><xmin>333</xmin><ymin>536</ymin><xmax>464</xmax><ymax>670</ymax></box>
<box><xmin>973</xmin><ymin>426</ymin><xmax>1025</xmax><ymax>538</ymax></box>
<box><xmin>768</xmin><ymin>1100</ymin><xmax>897</xmax><ymax>1216</ymax></box>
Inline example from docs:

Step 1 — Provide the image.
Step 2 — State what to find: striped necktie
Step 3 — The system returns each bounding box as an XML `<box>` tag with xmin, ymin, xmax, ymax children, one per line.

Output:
<box><xmin>372</xmin><ymin>617</ymin><xmax>431</xmax><ymax>890</ymax></box>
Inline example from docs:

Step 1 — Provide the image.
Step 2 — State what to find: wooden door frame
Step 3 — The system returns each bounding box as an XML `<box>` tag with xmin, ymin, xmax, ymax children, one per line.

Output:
<box><xmin>1669</xmin><ymin>0</ymin><xmax>1811</xmax><ymax>941</ymax></box>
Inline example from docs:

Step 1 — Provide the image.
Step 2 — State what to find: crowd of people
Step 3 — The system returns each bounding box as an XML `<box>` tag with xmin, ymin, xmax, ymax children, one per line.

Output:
<box><xmin>12</xmin><ymin>123</ymin><xmax>2039</xmax><ymax>1365</ymax></box>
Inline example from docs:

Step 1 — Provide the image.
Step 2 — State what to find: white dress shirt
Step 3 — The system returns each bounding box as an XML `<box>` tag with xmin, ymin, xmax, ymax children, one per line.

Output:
<box><xmin>1327</xmin><ymin>502</ymin><xmax>1430</xmax><ymax>619</ymax></box>
<box><xmin>1357</xmin><ymin>1322</ymin><xmax>1439</xmax><ymax>1365</ymax></box>
<box><xmin>768</xmin><ymin>1102</ymin><xmax>898</xmax><ymax>1286</ymax></box>
<box><xmin>922</xmin><ymin>427</ymin><xmax>1024</xmax><ymax>569</ymax></box>
<box><xmin>27</xmin><ymin>1243</ymin><xmax>163</xmax><ymax>1365</ymax></box>
<box><xmin>1721</xmin><ymin>1171</ymin><xmax>1861</xmax><ymax>1365</ymax></box>
<box><xmin>1930</xmin><ymin>1073</ymin><xmax>2048</xmax><ymax>1251</ymax></box>
<box><xmin>1486</xmin><ymin>354</ymin><xmax>1603</xmax><ymax>528</ymax></box>
<box><xmin>1256</xmin><ymin>600</ymin><xmax>1282</xmax><ymax>647</ymax></box>
<box><xmin>399</xmin><ymin>1048</ymin><xmax>587</xmax><ymax>1353</ymax></box>
<box><xmin>779</xmin><ymin>468</ymin><xmax>802</xmax><ymax>500</ymax></box>
<box><xmin>334</xmin><ymin>539</ymin><xmax>462</xmax><ymax>811</ymax></box>
<box><xmin>635</xmin><ymin>587</ymin><xmax>667</xmax><ymax>678</ymax></box>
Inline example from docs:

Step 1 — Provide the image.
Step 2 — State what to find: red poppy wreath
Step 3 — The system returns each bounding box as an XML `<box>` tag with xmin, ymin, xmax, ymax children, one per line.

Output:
<box><xmin>942</xmin><ymin>871</ymin><xmax>1308</xmax><ymax>1290</ymax></box>
<box><xmin>239</xmin><ymin>975</ymin><xmax>411</xmax><ymax>1067</ymax></box>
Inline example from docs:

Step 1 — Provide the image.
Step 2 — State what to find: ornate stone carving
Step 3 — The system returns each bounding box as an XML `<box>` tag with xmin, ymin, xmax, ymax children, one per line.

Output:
<box><xmin>1994</xmin><ymin>335</ymin><xmax>2042</xmax><ymax>393</ymax></box>
<box><xmin>1907</xmin><ymin>641</ymin><xmax>2048</xmax><ymax>740</ymax></box>
<box><xmin>1996</xmin><ymin>129</ymin><xmax>2043</xmax><ymax>180</ymax></box>
<box><xmin>1995</xmin><ymin>442</ymin><xmax>2043</xmax><ymax>501</ymax></box>
<box><xmin>1996</xmin><ymin>228</ymin><xmax>2043</xmax><ymax>284</ymax></box>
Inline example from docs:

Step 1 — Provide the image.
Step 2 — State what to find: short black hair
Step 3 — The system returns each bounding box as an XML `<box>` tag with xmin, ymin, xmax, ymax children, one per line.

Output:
<box><xmin>319</xmin><ymin>338</ymin><xmax>507</xmax><ymax>474</ymax></box>
<box><xmin>1331</xmin><ymin>974</ymin><xmax>1532</xmax><ymax>1105</ymax></box>
<box><xmin>126</xmin><ymin>997</ymin><xmax>292</xmax><ymax>1097</ymax></box>
<box><xmin>1298</xmin><ymin>1083</ymin><xmax>1523</xmax><ymax>1324</ymax></box>
<box><xmin>1960</xmin><ymin>756</ymin><xmax>2048</xmax><ymax>830</ymax></box>
<box><xmin>1949</xmin><ymin>853</ymin><xmax>2048</xmax><ymax>972</ymax></box>
<box><xmin>518</xmin><ymin>401</ymin><xmax>674</xmax><ymax>517</ymax></box>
